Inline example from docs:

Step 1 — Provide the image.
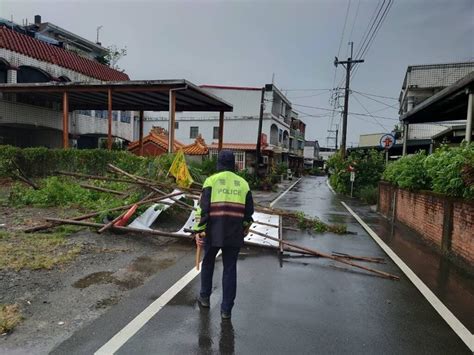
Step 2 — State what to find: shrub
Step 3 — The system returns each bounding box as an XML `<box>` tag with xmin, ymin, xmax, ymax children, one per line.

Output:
<box><xmin>357</xmin><ymin>185</ymin><xmax>378</xmax><ymax>205</ymax></box>
<box><xmin>424</xmin><ymin>143</ymin><xmax>474</xmax><ymax>199</ymax></box>
<box><xmin>382</xmin><ymin>144</ymin><xmax>473</xmax><ymax>199</ymax></box>
<box><xmin>0</xmin><ymin>146</ymin><xmax>151</xmax><ymax>178</ymax></box>
<box><xmin>382</xmin><ymin>151</ymin><xmax>430</xmax><ymax>190</ymax></box>
<box><xmin>327</xmin><ymin>149</ymin><xmax>385</xmax><ymax>195</ymax></box>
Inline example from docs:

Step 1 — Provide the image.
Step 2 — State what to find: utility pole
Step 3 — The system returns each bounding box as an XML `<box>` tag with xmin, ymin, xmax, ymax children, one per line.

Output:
<box><xmin>334</xmin><ymin>42</ymin><xmax>364</xmax><ymax>158</ymax></box>
<box><xmin>328</xmin><ymin>128</ymin><xmax>339</xmax><ymax>150</ymax></box>
<box><xmin>255</xmin><ymin>87</ymin><xmax>265</xmax><ymax>177</ymax></box>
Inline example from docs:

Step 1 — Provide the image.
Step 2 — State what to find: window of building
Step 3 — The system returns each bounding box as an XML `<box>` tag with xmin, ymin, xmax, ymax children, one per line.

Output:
<box><xmin>94</xmin><ymin>110</ymin><xmax>105</xmax><ymax>119</ymax></box>
<box><xmin>175</xmin><ymin>121</ymin><xmax>179</xmax><ymax>129</ymax></box>
<box><xmin>77</xmin><ymin>110</ymin><xmax>91</xmax><ymax>116</ymax></box>
<box><xmin>213</xmin><ymin>126</ymin><xmax>219</xmax><ymax>139</ymax></box>
<box><xmin>209</xmin><ymin>149</ymin><xmax>245</xmax><ymax>171</ymax></box>
<box><xmin>190</xmin><ymin>126</ymin><xmax>199</xmax><ymax>138</ymax></box>
<box><xmin>279</xmin><ymin>129</ymin><xmax>283</xmax><ymax>143</ymax></box>
<box><xmin>234</xmin><ymin>151</ymin><xmax>245</xmax><ymax>171</ymax></box>
<box><xmin>120</xmin><ymin>111</ymin><xmax>131</xmax><ymax>123</ymax></box>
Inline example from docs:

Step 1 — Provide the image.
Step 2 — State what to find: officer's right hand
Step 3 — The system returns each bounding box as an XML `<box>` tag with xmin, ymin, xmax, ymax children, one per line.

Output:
<box><xmin>195</xmin><ymin>232</ymin><xmax>206</xmax><ymax>247</ymax></box>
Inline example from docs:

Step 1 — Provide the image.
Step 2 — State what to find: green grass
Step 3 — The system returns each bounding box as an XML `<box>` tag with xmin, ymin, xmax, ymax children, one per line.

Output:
<box><xmin>295</xmin><ymin>212</ymin><xmax>347</xmax><ymax>234</ymax></box>
<box><xmin>0</xmin><ymin>227</ymin><xmax>82</xmax><ymax>271</ymax></box>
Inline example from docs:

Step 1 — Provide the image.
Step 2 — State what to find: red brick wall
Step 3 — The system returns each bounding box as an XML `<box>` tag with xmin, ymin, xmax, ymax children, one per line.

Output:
<box><xmin>395</xmin><ymin>189</ymin><xmax>445</xmax><ymax>248</ymax></box>
<box><xmin>378</xmin><ymin>182</ymin><xmax>394</xmax><ymax>216</ymax></box>
<box><xmin>378</xmin><ymin>183</ymin><xmax>474</xmax><ymax>267</ymax></box>
<box><xmin>451</xmin><ymin>201</ymin><xmax>474</xmax><ymax>264</ymax></box>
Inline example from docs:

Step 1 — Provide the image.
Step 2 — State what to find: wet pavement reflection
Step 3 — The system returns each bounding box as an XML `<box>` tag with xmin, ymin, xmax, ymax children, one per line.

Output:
<box><xmin>348</xmin><ymin>200</ymin><xmax>474</xmax><ymax>332</ymax></box>
<box><xmin>115</xmin><ymin>176</ymin><xmax>470</xmax><ymax>354</ymax></box>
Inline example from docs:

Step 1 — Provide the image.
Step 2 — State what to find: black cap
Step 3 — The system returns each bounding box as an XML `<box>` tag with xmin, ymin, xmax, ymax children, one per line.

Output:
<box><xmin>216</xmin><ymin>150</ymin><xmax>235</xmax><ymax>172</ymax></box>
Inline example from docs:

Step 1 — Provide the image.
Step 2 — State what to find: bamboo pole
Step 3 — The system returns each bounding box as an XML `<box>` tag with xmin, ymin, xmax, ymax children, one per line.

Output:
<box><xmin>79</xmin><ymin>183</ymin><xmax>128</xmax><ymax>196</ymax></box>
<box><xmin>249</xmin><ymin>228</ymin><xmax>399</xmax><ymax>280</ymax></box>
<box><xmin>98</xmin><ymin>210</ymin><xmax>128</xmax><ymax>234</ymax></box>
<box><xmin>45</xmin><ymin>217</ymin><xmax>191</xmax><ymax>239</ymax></box>
<box><xmin>108</xmin><ymin>164</ymin><xmax>194</xmax><ymax>211</ymax></box>
<box><xmin>23</xmin><ymin>191</ymin><xmax>181</xmax><ymax>233</ymax></box>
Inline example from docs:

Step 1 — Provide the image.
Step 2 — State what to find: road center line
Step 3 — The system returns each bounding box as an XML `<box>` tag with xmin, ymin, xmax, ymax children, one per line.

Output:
<box><xmin>270</xmin><ymin>177</ymin><xmax>302</xmax><ymax>208</ymax></box>
<box><xmin>341</xmin><ymin>201</ymin><xmax>474</xmax><ymax>352</ymax></box>
<box><xmin>94</xmin><ymin>250</ymin><xmax>222</xmax><ymax>355</ymax></box>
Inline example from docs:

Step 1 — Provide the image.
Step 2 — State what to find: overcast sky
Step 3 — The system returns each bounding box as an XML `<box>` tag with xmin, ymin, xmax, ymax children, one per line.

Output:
<box><xmin>1</xmin><ymin>0</ymin><xmax>473</xmax><ymax>146</ymax></box>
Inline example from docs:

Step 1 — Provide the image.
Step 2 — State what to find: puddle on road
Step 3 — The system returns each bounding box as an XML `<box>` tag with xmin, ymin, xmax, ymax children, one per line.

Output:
<box><xmin>73</xmin><ymin>256</ymin><xmax>176</xmax><ymax>290</ymax></box>
<box><xmin>73</xmin><ymin>271</ymin><xmax>115</xmax><ymax>289</ymax></box>
<box><xmin>129</xmin><ymin>256</ymin><xmax>175</xmax><ymax>276</ymax></box>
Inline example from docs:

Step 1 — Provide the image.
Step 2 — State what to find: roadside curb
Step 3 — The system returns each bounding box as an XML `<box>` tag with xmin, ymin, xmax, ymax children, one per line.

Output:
<box><xmin>269</xmin><ymin>177</ymin><xmax>302</xmax><ymax>208</ymax></box>
<box><xmin>341</xmin><ymin>201</ymin><xmax>474</xmax><ymax>352</ymax></box>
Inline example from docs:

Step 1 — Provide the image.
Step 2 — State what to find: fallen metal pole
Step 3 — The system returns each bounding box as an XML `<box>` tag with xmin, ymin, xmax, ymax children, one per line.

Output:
<box><xmin>45</xmin><ymin>217</ymin><xmax>192</xmax><ymax>239</ymax></box>
<box><xmin>249</xmin><ymin>228</ymin><xmax>399</xmax><ymax>280</ymax></box>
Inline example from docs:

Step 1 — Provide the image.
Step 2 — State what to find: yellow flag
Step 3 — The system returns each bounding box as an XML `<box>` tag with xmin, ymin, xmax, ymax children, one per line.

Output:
<box><xmin>168</xmin><ymin>150</ymin><xmax>194</xmax><ymax>188</ymax></box>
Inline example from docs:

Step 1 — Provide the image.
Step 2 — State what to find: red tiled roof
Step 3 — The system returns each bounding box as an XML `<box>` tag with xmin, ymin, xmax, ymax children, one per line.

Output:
<box><xmin>0</xmin><ymin>26</ymin><xmax>129</xmax><ymax>81</ymax></box>
<box><xmin>182</xmin><ymin>135</ymin><xmax>209</xmax><ymax>155</ymax></box>
<box><xmin>209</xmin><ymin>142</ymin><xmax>268</xmax><ymax>151</ymax></box>
<box><xmin>128</xmin><ymin>128</ymin><xmax>184</xmax><ymax>152</ymax></box>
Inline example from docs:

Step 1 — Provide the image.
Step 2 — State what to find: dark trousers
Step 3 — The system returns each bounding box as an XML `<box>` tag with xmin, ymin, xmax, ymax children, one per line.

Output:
<box><xmin>200</xmin><ymin>243</ymin><xmax>240</xmax><ymax>313</ymax></box>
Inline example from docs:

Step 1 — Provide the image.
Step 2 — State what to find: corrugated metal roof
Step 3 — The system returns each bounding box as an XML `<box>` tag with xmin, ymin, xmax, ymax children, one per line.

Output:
<box><xmin>0</xmin><ymin>80</ymin><xmax>234</xmax><ymax>112</ymax></box>
<box><xmin>0</xmin><ymin>26</ymin><xmax>129</xmax><ymax>81</ymax></box>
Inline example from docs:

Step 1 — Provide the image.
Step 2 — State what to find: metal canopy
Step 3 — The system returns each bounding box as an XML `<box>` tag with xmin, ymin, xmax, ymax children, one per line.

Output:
<box><xmin>400</xmin><ymin>72</ymin><xmax>474</xmax><ymax>124</ymax></box>
<box><xmin>0</xmin><ymin>80</ymin><xmax>233</xmax><ymax>112</ymax></box>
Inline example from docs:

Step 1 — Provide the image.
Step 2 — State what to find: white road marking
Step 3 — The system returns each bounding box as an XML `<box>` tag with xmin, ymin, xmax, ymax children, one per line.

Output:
<box><xmin>270</xmin><ymin>178</ymin><xmax>302</xmax><ymax>208</ymax></box>
<box><xmin>326</xmin><ymin>178</ymin><xmax>336</xmax><ymax>195</ymax></box>
<box><xmin>341</xmin><ymin>201</ymin><xmax>474</xmax><ymax>352</ymax></box>
<box><xmin>95</xmin><ymin>250</ymin><xmax>222</xmax><ymax>355</ymax></box>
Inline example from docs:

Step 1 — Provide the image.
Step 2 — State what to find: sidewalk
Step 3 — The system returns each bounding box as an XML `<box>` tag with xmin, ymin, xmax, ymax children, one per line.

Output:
<box><xmin>342</xmin><ymin>199</ymin><xmax>474</xmax><ymax>334</ymax></box>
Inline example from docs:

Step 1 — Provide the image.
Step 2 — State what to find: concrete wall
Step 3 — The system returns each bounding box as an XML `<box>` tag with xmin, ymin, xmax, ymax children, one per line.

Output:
<box><xmin>378</xmin><ymin>182</ymin><xmax>474</xmax><ymax>270</ymax></box>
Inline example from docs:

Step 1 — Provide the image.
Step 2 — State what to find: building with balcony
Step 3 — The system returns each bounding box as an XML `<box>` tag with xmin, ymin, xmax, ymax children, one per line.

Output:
<box><xmin>303</xmin><ymin>140</ymin><xmax>320</xmax><ymax>168</ymax></box>
<box><xmin>399</xmin><ymin>61</ymin><xmax>474</xmax><ymax>154</ymax></box>
<box><xmin>0</xmin><ymin>16</ymin><xmax>133</xmax><ymax>148</ymax></box>
<box><xmin>288</xmin><ymin>110</ymin><xmax>305</xmax><ymax>174</ymax></box>
<box><xmin>141</xmin><ymin>83</ymin><xmax>302</xmax><ymax>172</ymax></box>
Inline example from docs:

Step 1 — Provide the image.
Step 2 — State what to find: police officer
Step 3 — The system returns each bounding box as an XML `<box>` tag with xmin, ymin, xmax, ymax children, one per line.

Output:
<box><xmin>194</xmin><ymin>150</ymin><xmax>254</xmax><ymax>320</ymax></box>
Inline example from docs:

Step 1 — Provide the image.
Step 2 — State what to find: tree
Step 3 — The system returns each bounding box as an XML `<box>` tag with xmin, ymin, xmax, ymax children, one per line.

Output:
<box><xmin>96</xmin><ymin>45</ymin><xmax>127</xmax><ymax>71</ymax></box>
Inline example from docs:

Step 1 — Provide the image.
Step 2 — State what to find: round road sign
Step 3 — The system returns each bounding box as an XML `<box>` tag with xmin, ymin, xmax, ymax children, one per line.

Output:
<box><xmin>380</xmin><ymin>134</ymin><xmax>395</xmax><ymax>150</ymax></box>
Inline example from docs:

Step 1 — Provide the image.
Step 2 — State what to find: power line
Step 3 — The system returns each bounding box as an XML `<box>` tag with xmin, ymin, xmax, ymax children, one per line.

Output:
<box><xmin>337</xmin><ymin>0</ymin><xmax>352</xmax><ymax>58</ymax></box>
<box><xmin>353</xmin><ymin>91</ymin><xmax>398</xmax><ymax>108</ymax></box>
<box><xmin>351</xmin><ymin>0</ymin><xmax>394</xmax><ymax>80</ymax></box>
<box><xmin>293</xmin><ymin>102</ymin><xmax>399</xmax><ymax>121</ymax></box>
<box><xmin>352</xmin><ymin>90</ymin><xmax>398</xmax><ymax>100</ymax></box>
<box><xmin>288</xmin><ymin>91</ymin><xmax>332</xmax><ymax>99</ymax></box>
<box><xmin>352</xmin><ymin>93</ymin><xmax>390</xmax><ymax>131</ymax></box>
<box><xmin>348</xmin><ymin>0</ymin><xmax>361</xmax><ymax>42</ymax></box>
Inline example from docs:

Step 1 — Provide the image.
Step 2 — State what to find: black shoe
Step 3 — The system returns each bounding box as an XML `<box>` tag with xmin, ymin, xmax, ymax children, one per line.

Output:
<box><xmin>197</xmin><ymin>296</ymin><xmax>210</xmax><ymax>308</ymax></box>
<box><xmin>221</xmin><ymin>311</ymin><xmax>231</xmax><ymax>320</ymax></box>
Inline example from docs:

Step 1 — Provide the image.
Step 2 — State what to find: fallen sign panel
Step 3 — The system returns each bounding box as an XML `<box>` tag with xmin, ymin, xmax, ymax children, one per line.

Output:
<box><xmin>128</xmin><ymin>198</ymin><xmax>282</xmax><ymax>248</ymax></box>
<box><xmin>245</xmin><ymin>212</ymin><xmax>281</xmax><ymax>248</ymax></box>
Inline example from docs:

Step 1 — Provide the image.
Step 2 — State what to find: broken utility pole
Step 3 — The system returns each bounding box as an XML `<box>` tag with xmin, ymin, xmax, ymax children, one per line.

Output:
<box><xmin>334</xmin><ymin>42</ymin><xmax>364</xmax><ymax>158</ymax></box>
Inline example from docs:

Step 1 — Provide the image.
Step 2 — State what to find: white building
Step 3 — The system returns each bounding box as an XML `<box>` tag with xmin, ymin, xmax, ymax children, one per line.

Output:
<box><xmin>399</xmin><ymin>61</ymin><xmax>474</xmax><ymax>154</ymax></box>
<box><xmin>303</xmin><ymin>140</ymin><xmax>320</xmax><ymax>168</ymax></box>
<box><xmin>142</xmin><ymin>84</ymin><xmax>306</xmax><ymax>171</ymax></box>
<box><xmin>0</xmin><ymin>16</ymin><xmax>133</xmax><ymax>148</ymax></box>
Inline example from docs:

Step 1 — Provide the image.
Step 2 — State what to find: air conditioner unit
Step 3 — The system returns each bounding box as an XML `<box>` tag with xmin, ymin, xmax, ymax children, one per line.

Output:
<box><xmin>262</xmin><ymin>156</ymin><xmax>269</xmax><ymax>164</ymax></box>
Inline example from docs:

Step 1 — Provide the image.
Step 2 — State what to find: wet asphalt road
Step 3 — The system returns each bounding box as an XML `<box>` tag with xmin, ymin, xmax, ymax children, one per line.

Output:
<box><xmin>52</xmin><ymin>176</ymin><xmax>470</xmax><ymax>354</ymax></box>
